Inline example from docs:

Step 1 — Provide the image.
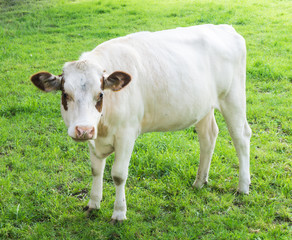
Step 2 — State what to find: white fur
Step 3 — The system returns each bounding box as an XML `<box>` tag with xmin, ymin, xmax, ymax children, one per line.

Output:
<box><xmin>59</xmin><ymin>24</ymin><xmax>251</xmax><ymax>220</ymax></box>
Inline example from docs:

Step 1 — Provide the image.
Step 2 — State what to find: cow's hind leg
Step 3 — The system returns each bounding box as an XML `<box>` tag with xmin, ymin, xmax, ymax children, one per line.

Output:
<box><xmin>220</xmin><ymin>93</ymin><xmax>252</xmax><ymax>194</ymax></box>
<box><xmin>193</xmin><ymin>109</ymin><xmax>219</xmax><ymax>189</ymax></box>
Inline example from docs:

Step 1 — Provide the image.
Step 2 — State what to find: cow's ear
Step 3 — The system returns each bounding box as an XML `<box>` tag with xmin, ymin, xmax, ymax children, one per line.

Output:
<box><xmin>30</xmin><ymin>71</ymin><xmax>62</xmax><ymax>92</ymax></box>
<box><xmin>102</xmin><ymin>71</ymin><xmax>131</xmax><ymax>91</ymax></box>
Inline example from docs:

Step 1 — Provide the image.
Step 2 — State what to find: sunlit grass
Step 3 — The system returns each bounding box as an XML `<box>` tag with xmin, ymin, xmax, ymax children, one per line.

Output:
<box><xmin>0</xmin><ymin>0</ymin><xmax>291</xmax><ymax>239</ymax></box>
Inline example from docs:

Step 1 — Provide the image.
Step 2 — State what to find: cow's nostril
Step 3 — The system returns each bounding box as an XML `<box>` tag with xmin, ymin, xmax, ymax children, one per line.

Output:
<box><xmin>88</xmin><ymin>128</ymin><xmax>94</xmax><ymax>136</ymax></box>
<box><xmin>87</xmin><ymin>127</ymin><xmax>94</xmax><ymax>138</ymax></box>
<box><xmin>75</xmin><ymin>126</ymin><xmax>95</xmax><ymax>139</ymax></box>
<box><xmin>75</xmin><ymin>127</ymin><xmax>82</xmax><ymax>138</ymax></box>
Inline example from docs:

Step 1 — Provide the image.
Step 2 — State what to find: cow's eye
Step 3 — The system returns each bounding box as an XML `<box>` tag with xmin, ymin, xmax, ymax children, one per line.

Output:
<box><xmin>62</xmin><ymin>92</ymin><xmax>73</xmax><ymax>101</ymax></box>
<box><xmin>97</xmin><ymin>92</ymin><xmax>103</xmax><ymax>101</ymax></box>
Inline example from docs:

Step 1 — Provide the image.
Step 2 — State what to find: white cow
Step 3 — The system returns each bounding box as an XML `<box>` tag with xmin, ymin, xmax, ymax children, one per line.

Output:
<box><xmin>31</xmin><ymin>24</ymin><xmax>251</xmax><ymax>222</ymax></box>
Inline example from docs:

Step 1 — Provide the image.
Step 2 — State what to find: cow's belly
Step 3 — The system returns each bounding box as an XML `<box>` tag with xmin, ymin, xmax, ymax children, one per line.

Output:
<box><xmin>140</xmin><ymin>87</ymin><xmax>216</xmax><ymax>133</ymax></box>
<box><xmin>141</xmin><ymin>114</ymin><xmax>201</xmax><ymax>133</ymax></box>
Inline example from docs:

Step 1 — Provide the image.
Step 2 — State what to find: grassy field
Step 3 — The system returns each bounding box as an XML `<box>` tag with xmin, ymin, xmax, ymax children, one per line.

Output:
<box><xmin>0</xmin><ymin>0</ymin><xmax>291</xmax><ymax>239</ymax></box>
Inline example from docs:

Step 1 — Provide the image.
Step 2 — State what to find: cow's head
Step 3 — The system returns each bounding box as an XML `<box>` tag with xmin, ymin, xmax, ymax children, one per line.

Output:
<box><xmin>31</xmin><ymin>60</ymin><xmax>131</xmax><ymax>141</ymax></box>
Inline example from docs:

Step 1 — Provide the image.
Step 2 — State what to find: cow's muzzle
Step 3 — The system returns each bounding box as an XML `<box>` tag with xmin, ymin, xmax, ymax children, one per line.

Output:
<box><xmin>74</xmin><ymin>126</ymin><xmax>95</xmax><ymax>141</ymax></box>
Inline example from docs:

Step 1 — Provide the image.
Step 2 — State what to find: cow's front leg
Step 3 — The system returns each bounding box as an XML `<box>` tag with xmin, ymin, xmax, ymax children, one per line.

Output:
<box><xmin>85</xmin><ymin>141</ymin><xmax>106</xmax><ymax>214</ymax></box>
<box><xmin>111</xmin><ymin>131</ymin><xmax>136</xmax><ymax>222</ymax></box>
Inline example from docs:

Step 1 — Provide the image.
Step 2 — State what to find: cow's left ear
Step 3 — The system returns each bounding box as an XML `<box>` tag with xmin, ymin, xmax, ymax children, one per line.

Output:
<box><xmin>102</xmin><ymin>71</ymin><xmax>131</xmax><ymax>91</ymax></box>
<box><xmin>31</xmin><ymin>71</ymin><xmax>62</xmax><ymax>92</ymax></box>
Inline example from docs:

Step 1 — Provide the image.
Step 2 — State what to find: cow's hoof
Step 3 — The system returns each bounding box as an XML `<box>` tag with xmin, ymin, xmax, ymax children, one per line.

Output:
<box><xmin>110</xmin><ymin>219</ymin><xmax>124</xmax><ymax>225</ymax></box>
<box><xmin>193</xmin><ymin>179</ymin><xmax>208</xmax><ymax>189</ymax></box>
<box><xmin>83</xmin><ymin>206</ymin><xmax>99</xmax><ymax>217</ymax></box>
<box><xmin>237</xmin><ymin>188</ymin><xmax>249</xmax><ymax>195</ymax></box>
<box><xmin>111</xmin><ymin>211</ymin><xmax>127</xmax><ymax>223</ymax></box>
<box><xmin>83</xmin><ymin>206</ymin><xmax>90</xmax><ymax>211</ymax></box>
<box><xmin>238</xmin><ymin>182</ymin><xmax>250</xmax><ymax>195</ymax></box>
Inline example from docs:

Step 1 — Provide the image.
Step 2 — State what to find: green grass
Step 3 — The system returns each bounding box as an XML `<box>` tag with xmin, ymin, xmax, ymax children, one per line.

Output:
<box><xmin>0</xmin><ymin>0</ymin><xmax>291</xmax><ymax>239</ymax></box>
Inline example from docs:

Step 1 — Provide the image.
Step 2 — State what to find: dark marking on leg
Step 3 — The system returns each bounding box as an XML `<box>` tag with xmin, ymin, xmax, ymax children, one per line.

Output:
<box><xmin>91</xmin><ymin>167</ymin><xmax>98</xmax><ymax>176</ymax></box>
<box><xmin>113</xmin><ymin>176</ymin><xmax>123</xmax><ymax>186</ymax></box>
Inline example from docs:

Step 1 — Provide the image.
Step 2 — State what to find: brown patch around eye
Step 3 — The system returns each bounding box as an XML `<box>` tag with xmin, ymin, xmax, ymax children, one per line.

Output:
<box><xmin>95</xmin><ymin>94</ymin><xmax>103</xmax><ymax>113</ymax></box>
<box><xmin>61</xmin><ymin>78</ymin><xmax>68</xmax><ymax>111</ymax></box>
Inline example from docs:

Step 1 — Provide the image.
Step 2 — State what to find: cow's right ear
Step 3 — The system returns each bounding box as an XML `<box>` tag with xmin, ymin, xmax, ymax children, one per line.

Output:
<box><xmin>30</xmin><ymin>71</ymin><xmax>62</xmax><ymax>92</ymax></box>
